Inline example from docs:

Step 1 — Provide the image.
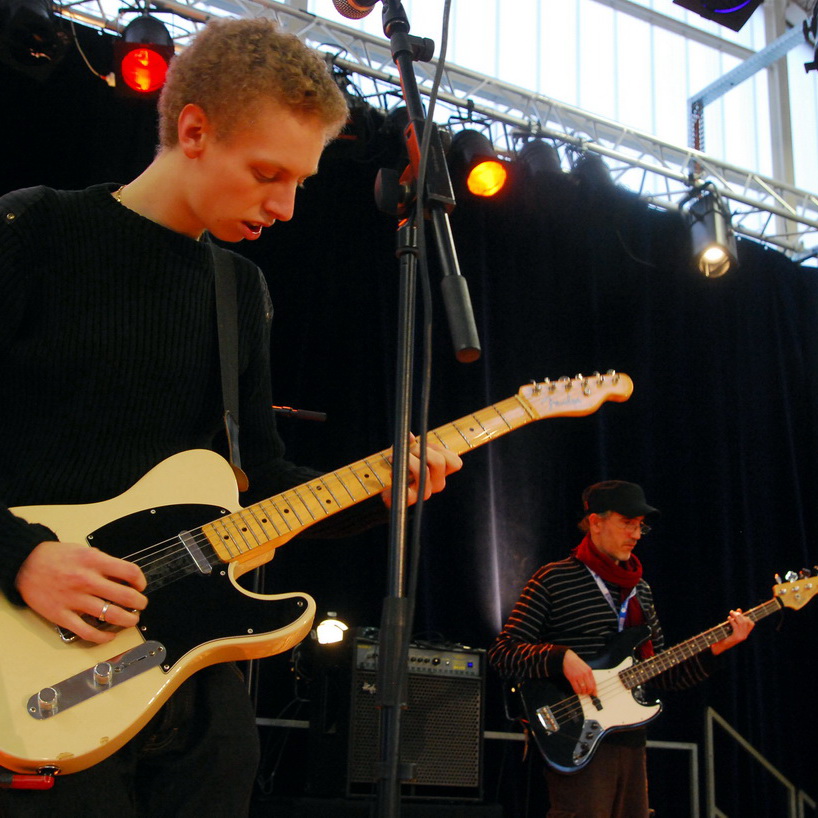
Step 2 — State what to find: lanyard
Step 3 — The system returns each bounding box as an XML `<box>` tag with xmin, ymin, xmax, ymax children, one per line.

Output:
<box><xmin>586</xmin><ymin>568</ymin><xmax>637</xmax><ymax>632</ymax></box>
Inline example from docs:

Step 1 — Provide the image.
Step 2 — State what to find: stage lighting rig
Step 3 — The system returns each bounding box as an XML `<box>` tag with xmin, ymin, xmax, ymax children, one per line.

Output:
<box><xmin>570</xmin><ymin>152</ymin><xmax>614</xmax><ymax>192</ymax></box>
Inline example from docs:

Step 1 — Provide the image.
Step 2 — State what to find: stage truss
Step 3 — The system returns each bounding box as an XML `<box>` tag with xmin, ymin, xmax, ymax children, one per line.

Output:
<box><xmin>57</xmin><ymin>0</ymin><xmax>818</xmax><ymax>262</ymax></box>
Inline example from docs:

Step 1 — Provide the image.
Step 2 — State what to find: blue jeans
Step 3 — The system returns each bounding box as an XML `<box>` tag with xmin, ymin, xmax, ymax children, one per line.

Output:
<box><xmin>0</xmin><ymin>664</ymin><xmax>261</xmax><ymax>817</ymax></box>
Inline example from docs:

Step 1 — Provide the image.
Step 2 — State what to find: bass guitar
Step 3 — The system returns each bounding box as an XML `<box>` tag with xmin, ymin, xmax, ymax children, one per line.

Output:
<box><xmin>518</xmin><ymin>571</ymin><xmax>817</xmax><ymax>773</ymax></box>
<box><xmin>0</xmin><ymin>371</ymin><xmax>632</xmax><ymax>775</ymax></box>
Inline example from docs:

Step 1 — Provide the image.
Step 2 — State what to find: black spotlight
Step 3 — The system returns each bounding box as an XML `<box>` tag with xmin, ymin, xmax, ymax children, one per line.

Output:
<box><xmin>682</xmin><ymin>186</ymin><xmax>738</xmax><ymax>277</ymax></box>
<box><xmin>571</xmin><ymin>153</ymin><xmax>614</xmax><ymax>191</ymax></box>
<box><xmin>114</xmin><ymin>13</ymin><xmax>174</xmax><ymax>97</ymax></box>
<box><xmin>516</xmin><ymin>140</ymin><xmax>562</xmax><ymax>177</ymax></box>
<box><xmin>0</xmin><ymin>0</ymin><xmax>69</xmax><ymax>80</ymax></box>
<box><xmin>673</xmin><ymin>0</ymin><xmax>764</xmax><ymax>32</ymax></box>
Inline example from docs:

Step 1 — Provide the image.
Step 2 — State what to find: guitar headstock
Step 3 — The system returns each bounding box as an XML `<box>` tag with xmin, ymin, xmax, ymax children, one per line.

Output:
<box><xmin>518</xmin><ymin>371</ymin><xmax>634</xmax><ymax>420</ymax></box>
<box><xmin>773</xmin><ymin>567</ymin><xmax>818</xmax><ymax>611</ymax></box>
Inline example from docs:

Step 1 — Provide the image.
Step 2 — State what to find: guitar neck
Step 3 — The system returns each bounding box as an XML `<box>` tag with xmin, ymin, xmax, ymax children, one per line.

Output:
<box><xmin>197</xmin><ymin>373</ymin><xmax>632</xmax><ymax>564</ymax></box>
<box><xmin>620</xmin><ymin>598</ymin><xmax>781</xmax><ymax>689</ymax></box>
<box><xmin>201</xmin><ymin>394</ymin><xmax>540</xmax><ymax>562</ymax></box>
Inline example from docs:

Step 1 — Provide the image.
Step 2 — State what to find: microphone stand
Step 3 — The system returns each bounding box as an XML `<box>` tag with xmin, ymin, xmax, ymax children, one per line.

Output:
<box><xmin>371</xmin><ymin>3</ymin><xmax>480</xmax><ymax>816</ymax></box>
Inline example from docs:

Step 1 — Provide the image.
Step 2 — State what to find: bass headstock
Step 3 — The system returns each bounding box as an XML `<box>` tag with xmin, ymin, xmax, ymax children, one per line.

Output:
<box><xmin>773</xmin><ymin>567</ymin><xmax>818</xmax><ymax>611</ymax></box>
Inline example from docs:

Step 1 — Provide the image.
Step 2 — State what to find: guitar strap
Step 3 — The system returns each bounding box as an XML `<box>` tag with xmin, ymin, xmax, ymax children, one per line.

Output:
<box><xmin>208</xmin><ymin>239</ymin><xmax>249</xmax><ymax>492</ymax></box>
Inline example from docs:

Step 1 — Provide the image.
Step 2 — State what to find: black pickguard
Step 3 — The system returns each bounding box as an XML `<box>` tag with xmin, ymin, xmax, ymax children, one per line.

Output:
<box><xmin>88</xmin><ymin>503</ymin><xmax>308</xmax><ymax>667</ymax></box>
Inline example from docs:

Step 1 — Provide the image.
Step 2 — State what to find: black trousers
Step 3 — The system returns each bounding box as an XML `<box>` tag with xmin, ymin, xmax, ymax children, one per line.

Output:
<box><xmin>0</xmin><ymin>664</ymin><xmax>261</xmax><ymax>818</ymax></box>
<box><xmin>544</xmin><ymin>742</ymin><xmax>650</xmax><ymax>818</ymax></box>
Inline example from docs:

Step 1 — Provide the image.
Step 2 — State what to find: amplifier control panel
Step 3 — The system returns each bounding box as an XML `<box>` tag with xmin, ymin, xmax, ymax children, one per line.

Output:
<box><xmin>354</xmin><ymin>638</ymin><xmax>483</xmax><ymax>679</ymax></box>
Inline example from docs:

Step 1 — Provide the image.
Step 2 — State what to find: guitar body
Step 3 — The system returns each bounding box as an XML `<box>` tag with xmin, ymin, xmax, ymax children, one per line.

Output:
<box><xmin>0</xmin><ymin>374</ymin><xmax>639</xmax><ymax>775</ymax></box>
<box><xmin>0</xmin><ymin>450</ymin><xmax>315</xmax><ymax>775</ymax></box>
<box><xmin>519</xmin><ymin>627</ymin><xmax>661</xmax><ymax>773</ymax></box>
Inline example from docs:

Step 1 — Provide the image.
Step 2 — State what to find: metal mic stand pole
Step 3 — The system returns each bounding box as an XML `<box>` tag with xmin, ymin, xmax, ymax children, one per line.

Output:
<box><xmin>373</xmin><ymin>3</ymin><xmax>481</xmax><ymax>817</ymax></box>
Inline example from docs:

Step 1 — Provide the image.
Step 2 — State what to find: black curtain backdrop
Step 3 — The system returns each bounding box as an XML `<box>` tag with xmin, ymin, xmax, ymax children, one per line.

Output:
<box><xmin>3</xmin><ymin>23</ymin><xmax>817</xmax><ymax>816</ymax></box>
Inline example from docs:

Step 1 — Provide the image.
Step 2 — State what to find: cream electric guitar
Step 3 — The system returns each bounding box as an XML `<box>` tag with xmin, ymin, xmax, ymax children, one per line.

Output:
<box><xmin>0</xmin><ymin>372</ymin><xmax>632</xmax><ymax>776</ymax></box>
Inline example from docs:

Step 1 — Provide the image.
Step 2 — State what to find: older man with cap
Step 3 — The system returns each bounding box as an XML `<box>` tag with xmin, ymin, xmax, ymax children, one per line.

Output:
<box><xmin>488</xmin><ymin>480</ymin><xmax>753</xmax><ymax>818</ymax></box>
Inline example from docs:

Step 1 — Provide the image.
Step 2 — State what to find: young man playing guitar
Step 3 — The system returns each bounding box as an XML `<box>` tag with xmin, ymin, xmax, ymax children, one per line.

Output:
<box><xmin>0</xmin><ymin>18</ymin><xmax>461</xmax><ymax>816</ymax></box>
<box><xmin>488</xmin><ymin>480</ymin><xmax>753</xmax><ymax>818</ymax></box>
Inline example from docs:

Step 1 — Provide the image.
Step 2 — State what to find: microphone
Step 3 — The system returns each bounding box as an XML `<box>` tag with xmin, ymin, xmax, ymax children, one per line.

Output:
<box><xmin>332</xmin><ymin>0</ymin><xmax>380</xmax><ymax>20</ymax></box>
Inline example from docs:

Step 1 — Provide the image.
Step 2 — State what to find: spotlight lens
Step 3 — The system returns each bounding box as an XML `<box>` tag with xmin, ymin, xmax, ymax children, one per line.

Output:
<box><xmin>698</xmin><ymin>245</ymin><xmax>731</xmax><ymax>277</ymax></box>
<box><xmin>121</xmin><ymin>47</ymin><xmax>169</xmax><ymax>93</ymax></box>
<box><xmin>467</xmin><ymin>160</ymin><xmax>508</xmax><ymax>198</ymax></box>
<box><xmin>702</xmin><ymin>246</ymin><xmax>728</xmax><ymax>263</ymax></box>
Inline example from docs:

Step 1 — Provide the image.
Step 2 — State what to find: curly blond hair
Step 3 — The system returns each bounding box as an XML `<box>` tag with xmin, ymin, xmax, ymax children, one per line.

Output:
<box><xmin>158</xmin><ymin>18</ymin><xmax>349</xmax><ymax>148</ymax></box>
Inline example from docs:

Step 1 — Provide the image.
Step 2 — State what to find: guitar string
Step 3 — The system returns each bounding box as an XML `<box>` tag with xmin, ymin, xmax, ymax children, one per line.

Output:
<box><xmin>109</xmin><ymin>448</ymin><xmax>404</xmax><ymax>582</ymax></box>
<box><xmin>546</xmin><ymin>641</ymin><xmax>726</xmax><ymax>724</ymax></box>
<box><xmin>110</xmin><ymin>458</ymin><xmax>391</xmax><ymax>586</ymax></box>
<box><xmin>543</xmin><ymin>607</ymin><xmax>773</xmax><ymax>726</ymax></box>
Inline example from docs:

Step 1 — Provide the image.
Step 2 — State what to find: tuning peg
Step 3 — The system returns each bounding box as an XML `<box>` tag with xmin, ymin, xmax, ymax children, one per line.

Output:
<box><xmin>784</xmin><ymin>571</ymin><xmax>799</xmax><ymax>583</ymax></box>
<box><xmin>799</xmin><ymin>568</ymin><xmax>813</xmax><ymax>578</ymax></box>
<box><xmin>774</xmin><ymin>573</ymin><xmax>783</xmax><ymax>584</ymax></box>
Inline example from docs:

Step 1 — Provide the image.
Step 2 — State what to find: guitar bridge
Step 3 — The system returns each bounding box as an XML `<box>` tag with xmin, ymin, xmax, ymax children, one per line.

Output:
<box><xmin>26</xmin><ymin>641</ymin><xmax>166</xmax><ymax>720</ymax></box>
<box><xmin>534</xmin><ymin>704</ymin><xmax>560</xmax><ymax>735</ymax></box>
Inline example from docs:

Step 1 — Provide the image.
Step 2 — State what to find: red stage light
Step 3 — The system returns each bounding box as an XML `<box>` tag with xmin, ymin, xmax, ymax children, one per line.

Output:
<box><xmin>120</xmin><ymin>46</ymin><xmax>169</xmax><ymax>93</ymax></box>
<box><xmin>114</xmin><ymin>14</ymin><xmax>173</xmax><ymax>97</ymax></box>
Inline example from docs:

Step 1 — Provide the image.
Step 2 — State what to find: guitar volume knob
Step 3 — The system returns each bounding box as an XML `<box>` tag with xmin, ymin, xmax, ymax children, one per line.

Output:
<box><xmin>93</xmin><ymin>662</ymin><xmax>114</xmax><ymax>687</ymax></box>
<box><xmin>37</xmin><ymin>687</ymin><xmax>59</xmax><ymax>716</ymax></box>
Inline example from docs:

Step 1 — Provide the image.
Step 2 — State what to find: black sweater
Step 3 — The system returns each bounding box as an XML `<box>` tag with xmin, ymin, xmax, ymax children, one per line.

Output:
<box><xmin>0</xmin><ymin>184</ymin><xmax>380</xmax><ymax>602</ymax></box>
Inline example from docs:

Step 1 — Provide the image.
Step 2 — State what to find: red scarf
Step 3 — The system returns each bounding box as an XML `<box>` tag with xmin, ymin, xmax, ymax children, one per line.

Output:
<box><xmin>573</xmin><ymin>533</ymin><xmax>654</xmax><ymax>658</ymax></box>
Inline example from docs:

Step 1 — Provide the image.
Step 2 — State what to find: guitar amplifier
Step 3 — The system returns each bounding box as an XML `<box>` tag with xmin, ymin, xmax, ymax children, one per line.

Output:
<box><xmin>345</xmin><ymin>636</ymin><xmax>485</xmax><ymax>800</ymax></box>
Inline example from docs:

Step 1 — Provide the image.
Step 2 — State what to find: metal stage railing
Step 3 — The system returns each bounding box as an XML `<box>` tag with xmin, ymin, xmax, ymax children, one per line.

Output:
<box><xmin>705</xmin><ymin>707</ymin><xmax>817</xmax><ymax>818</ymax></box>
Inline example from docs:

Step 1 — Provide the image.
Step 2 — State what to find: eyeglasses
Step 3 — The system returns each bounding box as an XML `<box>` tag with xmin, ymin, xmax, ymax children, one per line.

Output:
<box><xmin>613</xmin><ymin>518</ymin><xmax>651</xmax><ymax>536</ymax></box>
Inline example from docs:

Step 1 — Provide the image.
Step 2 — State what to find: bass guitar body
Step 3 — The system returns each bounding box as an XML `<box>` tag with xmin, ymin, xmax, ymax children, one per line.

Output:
<box><xmin>518</xmin><ymin>627</ymin><xmax>661</xmax><ymax>773</ymax></box>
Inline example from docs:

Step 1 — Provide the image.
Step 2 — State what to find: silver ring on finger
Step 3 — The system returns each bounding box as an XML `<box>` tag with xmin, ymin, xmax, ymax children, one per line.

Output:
<box><xmin>99</xmin><ymin>600</ymin><xmax>111</xmax><ymax>623</ymax></box>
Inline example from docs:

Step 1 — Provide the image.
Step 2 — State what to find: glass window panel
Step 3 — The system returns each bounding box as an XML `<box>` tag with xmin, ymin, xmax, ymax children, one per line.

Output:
<box><xmin>615</xmin><ymin>11</ymin><xmax>654</xmax><ymax>132</ymax></box>
<box><xmin>536</xmin><ymin>0</ymin><xmax>581</xmax><ymax>104</ymax></box>
<box><xmin>576</xmin><ymin>2</ymin><xmax>617</xmax><ymax>119</ymax></box>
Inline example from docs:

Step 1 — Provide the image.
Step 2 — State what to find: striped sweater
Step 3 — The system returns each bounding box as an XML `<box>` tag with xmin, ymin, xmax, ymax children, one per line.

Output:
<box><xmin>488</xmin><ymin>555</ymin><xmax>715</xmax><ymax>691</ymax></box>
